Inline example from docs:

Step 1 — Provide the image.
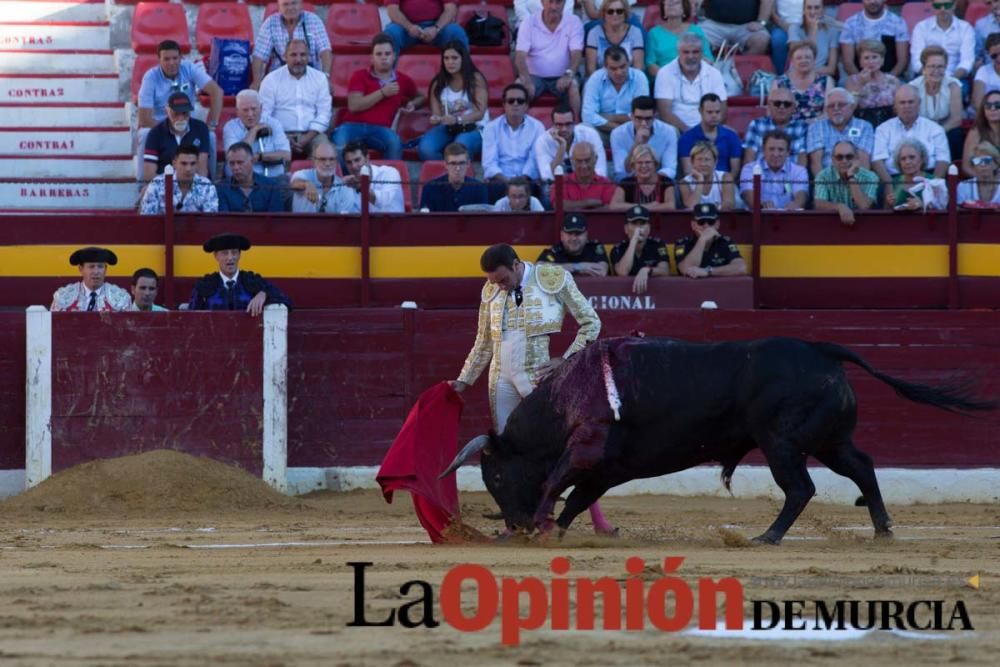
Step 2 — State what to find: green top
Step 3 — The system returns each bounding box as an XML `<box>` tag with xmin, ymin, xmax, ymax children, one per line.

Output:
<box><xmin>891</xmin><ymin>173</ymin><xmax>934</xmax><ymax>208</ymax></box>
<box><xmin>646</xmin><ymin>24</ymin><xmax>713</xmax><ymax>72</ymax></box>
<box><xmin>814</xmin><ymin>166</ymin><xmax>879</xmax><ymax>208</ymax></box>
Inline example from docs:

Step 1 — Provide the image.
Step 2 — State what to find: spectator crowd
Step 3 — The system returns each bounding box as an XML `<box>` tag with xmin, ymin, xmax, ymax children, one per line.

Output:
<box><xmin>131</xmin><ymin>0</ymin><xmax>1000</xmax><ymax>219</ymax></box>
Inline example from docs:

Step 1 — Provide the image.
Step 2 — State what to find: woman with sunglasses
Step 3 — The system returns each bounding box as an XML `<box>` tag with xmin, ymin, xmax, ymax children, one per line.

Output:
<box><xmin>645</xmin><ymin>0</ymin><xmax>712</xmax><ymax>80</ymax></box>
<box><xmin>679</xmin><ymin>140</ymin><xmax>736</xmax><ymax>211</ymax></box>
<box><xmin>973</xmin><ymin>33</ymin><xmax>1000</xmax><ymax>110</ymax></box>
<box><xmin>962</xmin><ymin>89</ymin><xmax>1000</xmax><ymax>177</ymax></box>
<box><xmin>911</xmin><ymin>46</ymin><xmax>963</xmax><ymax>163</ymax></box>
<box><xmin>610</xmin><ymin>143</ymin><xmax>676</xmax><ymax>211</ymax></box>
<box><xmin>845</xmin><ymin>39</ymin><xmax>900</xmax><ymax>128</ymax></box>
<box><xmin>417</xmin><ymin>41</ymin><xmax>489</xmax><ymax>161</ymax></box>
<box><xmin>957</xmin><ymin>142</ymin><xmax>1000</xmax><ymax>207</ymax></box>
<box><xmin>775</xmin><ymin>41</ymin><xmax>832</xmax><ymax>123</ymax></box>
<box><xmin>584</xmin><ymin>0</ymin><xmax>645</xmax><ymax>75</ymax></box>
<box><xmin>787</xmin><ymin>0</ymin><xmax>840</xmax><ymax>77</ymax></box>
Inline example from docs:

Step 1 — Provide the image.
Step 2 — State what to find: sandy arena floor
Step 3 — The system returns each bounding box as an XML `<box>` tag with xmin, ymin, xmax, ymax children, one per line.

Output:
<box><xmin>0</xmin><ymin>452</ymin><xmax>996</xmax><ymax>666</ymax></box>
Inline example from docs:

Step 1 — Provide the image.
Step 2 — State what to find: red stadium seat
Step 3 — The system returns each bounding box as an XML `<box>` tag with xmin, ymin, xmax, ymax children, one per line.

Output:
<box><xmin>330</xmin><ymin>53</ymin><xmax>370</xmax><ymax>102</ymax></box>
<box><xmin>195</xmin><ymin>4</ymin><xmax>254</xmax><ymax>54</ymax></box>
<box><xmin>836</xmin><ymin>2</ymin><xmax>864</xmax><ymax>23</ymax></box>
<box><xmin>901</xmin><ymin>3</ymin><xmax>935</xmax><ymax>33</ymax></box>
<box><xmin>732</xmin><ymin>55</ymin><xmax>774</xmax><ymax>93</ymax></box>
<box><xmin>527</xmin><ymin>104</ymin><xmax>555</xmax><ymax>128</ymax></box>
<box><xmin>262</xmin><ymin>2</ymin><xmax>318</xmax><ymax>20</ymax></box>
<box><xmin>966</xmin><ymin>2</ymin><xmax>992</xmax><ymax>26</ymax></box>
<box><xmin>327</xmin><ymin>3</ymin><xmax>382</xmax><ymax>54</ymax></box>
<box><xmin>397</xmin><ymin>54</ymin><xmax>440</xmax><ymax>96</ymax></box>
<box><xmin>215</xmin><ymin>108</ymin><xmax>237</xmax><ymax>152</ymax></box>
<box><xmin>289</xmin><ymin>159</ymin><xmax>312</xmax><ymax>174</ymax></box>
<box><xmin>456</xmin><ymin>5</ymin><xmax>510</xmax><ymax>53</ymax></box>
<box><xmin>417</xmin><ymin>159</ymin><xmax>475</xmax><ymax>186</ymax></box>
<box><xmin>473</xmin><ymin>54</ymin><xmax>515</xmax><ymax>103</ymax></box>
<box><xmin>130</xmin><ymin>54</ymin><xmax>160</xmax><ymax>101</ymax></box>
<box><xmin>459</xmin><ymin>0</ymin><xmax>512</xmax><ymax>5</ymax></box>
<box><xmin>643</xmin><ymin>4</ymin><xmax>663</xmax><ymax>32</ymax></box>
<box><xmin>132</xmin><ymin>3</ymin><xmax>190</xmax><ymax>54</ymax></box>
<box><xmin>396</xmin><ymin>109</ymin><xmax>431</xmax><ymax>144</ymax></box>
<box><xmin>724</xmin><ymin>105</ymin><xmax>768</xmax><ymax>139</ymax></box>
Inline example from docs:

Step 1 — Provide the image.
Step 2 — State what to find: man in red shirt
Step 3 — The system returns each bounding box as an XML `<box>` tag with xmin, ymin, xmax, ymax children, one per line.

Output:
<box><xmin>564</xmin><ymin>142</ymin><xmax>616</xmax><ymax>210</ymax></box>
<box><xmin>332</xmin><ymin>33</ymin><xmax>424</xmax><ymax>161</ymax></box>
<box><xmin>385</xmin><ymin>0</ymin><xmax>469</xmax><ymax>54</ymax></box>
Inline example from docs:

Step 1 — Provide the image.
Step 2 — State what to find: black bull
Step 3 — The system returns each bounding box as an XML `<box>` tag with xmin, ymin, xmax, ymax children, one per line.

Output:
<box><xmin>442</xmin><ymin>337</ymin><xmax>994</xmax><ymax>543</ymax></box>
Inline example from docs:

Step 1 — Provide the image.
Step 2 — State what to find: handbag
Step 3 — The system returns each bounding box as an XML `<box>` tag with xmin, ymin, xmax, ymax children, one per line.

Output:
<box><xmin>749</xmin><ymin>70</ymin><xmax>778</xmax><ymax>104</ymax></box>
<box><xmin>715</xmin><ymin>41</ymin><xmax>744</xmax><ymax>97</ymax></box>
<box><xmin>209</xmin><ymin>38</ymin><xmax>250</xmax><ymax>95</ymax></box>
<box><xmin>465</xmin><ymin>13</ymin><xmax>505</xmax><ymax>47</ymax></box>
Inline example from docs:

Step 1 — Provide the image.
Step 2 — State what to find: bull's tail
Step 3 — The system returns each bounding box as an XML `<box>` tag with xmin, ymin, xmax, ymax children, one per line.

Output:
<box><xmin>814</xmin><ymin>342</ymin><xmax>996</xmax><ymax>414</ymax></box>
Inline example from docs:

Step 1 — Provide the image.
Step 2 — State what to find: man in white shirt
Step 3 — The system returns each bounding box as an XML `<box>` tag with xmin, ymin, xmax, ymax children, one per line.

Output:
<box><xmin>222</xmin><ymin>89</ymin><xmax>292</xmax><ymax>178</ymax></box>
<box><xmin>259</xmin><ymin>39</ymin><xmax>332</xmax><ymax>157</ymax></box>
<box><xmin>482</xmin><ymin>83</ymin><xmax>546</xmax><ymax>181</ymax></box>
<box><xmin>654</xmin><ymin>33</ymin><xmax>727</xmax><ymax>134</ymax></box>
<box><xmin>872</xmin><ymin>84</ymin><xmax>950</xmax><ymax>199</ymax></box>
<box><xmin>533</xmin><ymin>104</ymin><xmax>607</xmax><ymax>185</ymax></box>
<box><xmin>909</xmin><ymin>1</ymin><xmax>973</xmax><ymax>80</ymax></box>
<box><xmin>341</xmin><ymin>140</ymin><xmax>407</xmax><ymax>213</ymax></box>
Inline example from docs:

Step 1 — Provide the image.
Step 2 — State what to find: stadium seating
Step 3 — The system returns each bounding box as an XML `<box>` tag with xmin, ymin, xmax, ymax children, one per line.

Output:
<box><xmin>836</xmin><ymin>2</ymin><xmax>863</xmax><ymax>23</ymax></box>
<box><xmin>474</xmin><ymin>54</ymin><xmax>516</xmax><ymax>103</ymax></box>
<box><xmin>732</xmin><ymin>55</ymin><xmax>775</xmax><ymax>92</ymax></box>
<box><xmin>455</xmin><ymin>4</ymin><xmax>511</xmax><ymax>53</ymax></box>
<box><xmin>966</xmin><ymin>2</ymin><xmax>992</xmax><ymax>26</ymax></box>
<box><xmin>262</xmin><ymin>2</ymin><xmax>318</xmax><ymax>20</ymax></box>
<box><xmin>418</xmin><ymin>159</ymin><xmax>475</xmax><ymax>186</ymax></box>
<box><xmin>901</xmin><ymin>2</ymin><xmax>935</xmax><ymax>33</ymax></box>
<box><xmin>527</xmin><ymin>104</ymin><xmax>555</xmax><ymax>128</ymax></box>
<box><xmin>724</xmin><ymin>105</ymin><xmax>768</xmax><ymax>138</ymax></box>
<box><xmin>327</xmin><ymin>3</ymin><xmax>381</xmax><ymax>54</ymax></box>
<box><xmin>289</xmin><ymin>159</ymin><xmax>312</xmax><ymax>173</ymax></box>
<box><xmin>132</xmin><ymin>3</ymin><xmax>191</xmax><ymax>54</ymax></box>
<box><xmin>397</xmin><ymin>54</ymin><xmax>440</xmax><ymax>95</ymax></box>
<box><xmin>643</xmin><ymin>4</ymin><xmax>662</xmax><ymax>32</ymax></box>
<box><xmin>330</xmin><ymin>53</ymin><xmax>371</xmax><ymax>102</ymax></box>
<box><xmin>130</xmin><ymin>54</ymin><xmax>160</xmax><ymax>101</ymax></box>
<box><xmin>195</xmin><ymin>3</ymin><xmax>254</xmax><ymax>54</ymax></box>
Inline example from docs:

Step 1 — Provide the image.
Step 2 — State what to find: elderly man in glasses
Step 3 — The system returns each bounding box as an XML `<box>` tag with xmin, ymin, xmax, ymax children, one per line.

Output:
<box><xmin>814</xmin><ymin>140</ymin><xmax>879</xmax><ymax>225</ymax></box>
<box><xmin>289</xmin><ymin>140</ymin><xmax>353</xmax><ymax>213</ymax></box>
<box><xmin>482</xmin><ymin>83</ymin><xmax>546</xmax><ymax>183</ymax></box>
<box><xmin>742</xmin><ymin>85</ymin><xmax>807</xmax><ymax>167</ymax></box>
<box><xmin>216</xmin><ymin>143</ymin><xmax>285</xmax><ymax>212</ymax></box>
<box><xmin>806</xmin><ymin>88</ymin><xmax>875</xmax><ymax>177</ymax></box>
<box><xmin>674</xmin><ymin>203</ymin><xmax>746</xmax><ymax>280</ymax></box>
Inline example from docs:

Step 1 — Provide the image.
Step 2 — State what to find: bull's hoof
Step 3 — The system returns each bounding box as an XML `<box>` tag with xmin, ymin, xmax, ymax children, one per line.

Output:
<box><xmin>751</xmin><ymin>532</ymin><xmax>782</xmax><ymax>545</ymax></box>
<box><xmin>874</xmin><ymin>528</ymin><xmax>894</xmax><ymax>540</ymax></box>
<box><xmin>482</xmin><ymin>511</ymin><xmax>505</xmax><ymax>520</ymax></box>
<box><xmin>594</xmin><ymin>526</ymin><xmax>620</xmax><ymax>538</ymax></box>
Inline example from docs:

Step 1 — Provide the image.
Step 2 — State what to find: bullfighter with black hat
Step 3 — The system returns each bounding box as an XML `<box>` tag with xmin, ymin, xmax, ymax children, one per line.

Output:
<box><xmin>188</xmin><ymin>233</ymin><xmax>292</xmax><ymax>315</ymax></box>
<box><xmin>51</xmin><ymin>246</ymin><xmax>133</xmax><ymax>312</ymax></box>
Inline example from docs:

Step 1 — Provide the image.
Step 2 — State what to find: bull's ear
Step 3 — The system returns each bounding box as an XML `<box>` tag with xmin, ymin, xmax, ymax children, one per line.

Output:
<box><xmin>438</xmin><ymin>434</ymin><xmax>490</xmax><ymax>479</ymax></box>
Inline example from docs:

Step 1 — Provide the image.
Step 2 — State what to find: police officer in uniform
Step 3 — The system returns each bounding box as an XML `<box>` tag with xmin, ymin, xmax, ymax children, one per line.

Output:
<box><xmin>536</xmin><ymin>213</ymin><xmax>610</xmax><ymax>277</ymax></box>
<box><xmin>51</xmin><ymin>247</ymin><xmax>133</xmax><ymax>312</ymax></box>
<box><xmin>188</xmin><ymin>233</ymin><xmax>292</xmax><ymax>315</ymax></box>
<box><xmin>674</xmin><ymin>203</ymin><xmax>747</xmax><ymax>279</ymax></box>
<box><xmin>610</xmin><ymin>205</ymin><xmax>671</xmax><ymax>294</ymax></box>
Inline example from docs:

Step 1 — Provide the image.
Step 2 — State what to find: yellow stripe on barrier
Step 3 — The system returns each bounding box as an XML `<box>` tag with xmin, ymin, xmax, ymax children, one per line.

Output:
<box><xmin>958</xmin><ymin>243</ymin><xmax>1000</xmax><ymax>277</ymax></box>
<box><xmin>370</xmin><ymin>245</ymin><xmax>550</xmax><ymax>278</ymax></box>
<box><xmin>0</xmin><ymin>245</ymin><xmax>165</xmax><ymax>277</ymax></box>
<box><xmin>173</xmin><ymin>246</ymin><xmax>363</xmax><ymax>278</ymax></box>
<box><xmin>760</xmin><ymin>245</ymin><xmax>949</xmax><ymax>278</ymax></box>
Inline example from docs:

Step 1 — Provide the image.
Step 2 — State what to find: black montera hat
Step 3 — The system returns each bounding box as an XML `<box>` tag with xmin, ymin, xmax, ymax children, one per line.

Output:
<box><xmin>69</xmin><ymin>247</ymin><xmax>117</xmax><ymax>266</ymax></box>
<box><xmin>562</xmin><ymin>213</ymin><xmax>587</xmax><ymax>232</ymax></box>
<box><xmin>693</xmin><ymin>202</ymin><xmax>720</xmax><ymax>221</ymax></box>
<box><xmin>625</xmin><ymin>205</ymin><xmax>650</xmax><ymax>222</ymax></box>
<box><xmin>203</xmin><ymin>233</ymin><xmax>252</xmax><ymax>253</ymax></box>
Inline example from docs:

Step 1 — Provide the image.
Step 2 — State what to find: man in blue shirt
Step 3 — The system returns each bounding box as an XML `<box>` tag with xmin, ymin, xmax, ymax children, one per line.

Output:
<box><xmin>418</xmin><ymin>143</ymin><xmax>488</xmax><ymax>212</ymax></box>
<box><xmin>581</xmin><ymin>45</ymin><xmax>649</xmax><ymax>143</ymax></box>
<box><xmin>677</xmin><ymin>93</ymin><xmax>743</xmax><ymax>177</ymax></box>
<box><xmin>609</xmin><ymin>95</ymin><xmax>679</xmax><ymax>181</ymax></box>
<box><xmin>215</xmin><ymin>143</ymin><xmax>286</xmax><ymax>212</ymax></box>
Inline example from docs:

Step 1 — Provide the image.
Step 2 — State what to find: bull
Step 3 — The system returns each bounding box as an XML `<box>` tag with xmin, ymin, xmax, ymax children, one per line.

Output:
<box><xmin>441</xmin><ymin>336</ymin><xmax>994</xmax><ymax>544</ymax></box>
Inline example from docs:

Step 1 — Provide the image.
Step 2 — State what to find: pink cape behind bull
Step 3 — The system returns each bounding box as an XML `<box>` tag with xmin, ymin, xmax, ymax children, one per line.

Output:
<box><xmin>376</xmin><ymin>382</ymin><xmax>465</xmax><ymax>543</ymax></box>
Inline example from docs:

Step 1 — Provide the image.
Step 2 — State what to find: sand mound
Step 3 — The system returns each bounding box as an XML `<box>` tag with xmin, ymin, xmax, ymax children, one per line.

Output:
<box><xmin>1</xmin><ymin>449</ymin><xmax>308</xmax><ymax>517</ymax></box>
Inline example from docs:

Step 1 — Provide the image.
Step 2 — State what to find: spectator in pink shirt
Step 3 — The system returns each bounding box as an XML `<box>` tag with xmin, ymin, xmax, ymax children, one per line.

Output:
<box><xmin>386</xmin><ymin>0</ymin><xmax>469</xmax><ymax>54</ymax></box>
<box><xmin>332</xmin><ymin>33</ymin><xmax>424</xmax><ymax>161</ymax></box>
<box><xmin>515</xmin><ymin>0</ymin><xmax>584</xmax><ymax>117</ymax></box>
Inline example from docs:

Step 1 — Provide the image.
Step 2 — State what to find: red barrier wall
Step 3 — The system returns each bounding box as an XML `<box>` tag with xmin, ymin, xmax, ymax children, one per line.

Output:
<box><xmin>0</xmin><ymin>313</ymin><xmax>25</xmax><ymax>469</ymax></box>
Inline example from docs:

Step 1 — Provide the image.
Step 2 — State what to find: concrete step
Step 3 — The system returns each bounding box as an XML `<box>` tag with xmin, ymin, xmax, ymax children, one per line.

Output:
<box><xmin>0</xmin><ymin>180</ymin><xmax>137</xmax><ymax>212</ymax></box>
<box><xmin>0</xmin><ymin>128</ymin><xmax>131</xmax><ymax>155</ymax></box>
<box><xmin>0</xmin><ymin>156</ymin><xmax>134</xmax><ymax>179</ymax></box>
<box><xmin>0</xmin><ymin>22</ymin><xmax>111</xmax><ymax>51</ymax></box>
<box><xmin>0</xmin><ymin>74</ymin><xmax>118</xmax><ymax>102</ymax></box>
<box><xmin>0</xmin><ymin>49</ymin><xmax>114</xmax><ymax>74</ymax></box>
<box><xmin>0</xmin><ymin>1</ymin><xmax>108</xmax><ymax>24</ymax></box>
<box><xmin>0</xmin><ymin>102</ymin><xmax>127</xmax><ymax>127</ymax></box>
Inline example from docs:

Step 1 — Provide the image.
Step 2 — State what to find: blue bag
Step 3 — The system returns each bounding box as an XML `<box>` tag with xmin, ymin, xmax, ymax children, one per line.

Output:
<box><xmin>209</xmin><ymin>38</ymin><xmax>250</xmax><ymax>95</ymax></box>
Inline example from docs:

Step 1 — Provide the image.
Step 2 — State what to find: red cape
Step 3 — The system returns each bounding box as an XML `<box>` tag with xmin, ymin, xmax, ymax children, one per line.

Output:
<box><xmin>376</xmin><ymin>382</ymin><xmax>463</xmax><ymax>543</ymax></box>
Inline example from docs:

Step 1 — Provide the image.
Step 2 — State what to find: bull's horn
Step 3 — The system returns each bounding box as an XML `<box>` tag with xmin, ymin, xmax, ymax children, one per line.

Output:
<box><xmin>438</xmin><ymin>435</ymin><xmax>490</xmax><ymax>479</ymax></box>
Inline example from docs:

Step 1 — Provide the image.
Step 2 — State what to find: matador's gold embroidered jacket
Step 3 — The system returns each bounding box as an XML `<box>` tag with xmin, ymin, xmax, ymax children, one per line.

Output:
<box><xmin>457</xmin><ymin>262</ymin><xmax>601</xmax><ymax>388</ymax></box>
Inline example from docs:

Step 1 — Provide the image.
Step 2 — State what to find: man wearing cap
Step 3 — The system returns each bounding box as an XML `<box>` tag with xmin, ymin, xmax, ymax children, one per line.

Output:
<box><xmin>140</xmin><ymin>145</ymin><xmax>219</xmax><ymax>215</ymax></box>
<box><xmin>448</xmin><ymin>243</ymin><xmax>614</xmax><ymax>535</ymax></box>
<box><xmin>131</xmin><ymin>268</ymin><xmax>168</xmax><ymax>312</ymax></box>
<box><xmin>674</xmin><ymin>203</ymin><xmax>747</xmax><ymax>279</ymax></box>
<box><xmin>537</xmin><ymin>213</ymin><xmax>610</xmax><ymax>277</ymax></box>
<box><xmin>610</xmin><ymin>205</ymin><xmax>670</xmax><ymax>295</ymax></box>
<box><xmin>51</xmin><ymin>247</ymin><xmax>133</xmax><ymax>312</ymax></box>
<box><xmin>142</xmin><ymin>91</ymin><xmax>212</xmax><ymax>183</ymax></box>
<box><xmin>189</xmin><ymin>234</ymin><xmax>292</xmax><ymax>315</ymax></box>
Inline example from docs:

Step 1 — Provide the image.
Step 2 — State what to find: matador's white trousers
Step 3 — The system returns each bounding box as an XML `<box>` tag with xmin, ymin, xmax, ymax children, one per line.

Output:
<box><xmin>495</xmin><ymin>330</ymin><xmax>535</xmax><ymax>433</ymax></box>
